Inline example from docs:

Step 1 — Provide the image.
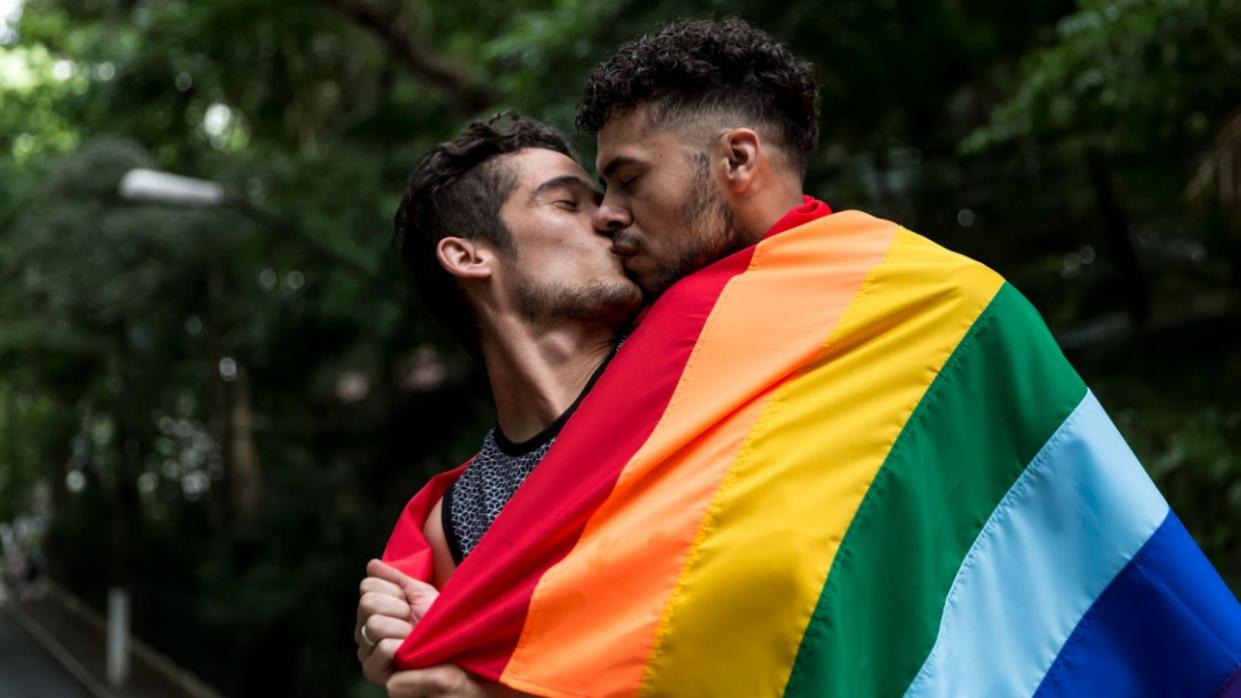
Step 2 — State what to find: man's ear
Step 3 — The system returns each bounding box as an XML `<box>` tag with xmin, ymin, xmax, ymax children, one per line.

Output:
<box><xmin>717</xmin><ymin>128</ymin><xmax>761</xmax><ymax>194</ymax></box>
<box><xmin>435</xmin><ymin>236</ymin><xmax>493</xmax><ymax>281</ymax></box>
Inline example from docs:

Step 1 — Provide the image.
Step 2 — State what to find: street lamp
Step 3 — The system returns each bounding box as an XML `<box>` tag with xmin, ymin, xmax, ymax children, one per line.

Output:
<box><xmin>118</xmin><ymin>168</ymin><xmax>410</xmax><ymax>305</ymax></box>
<box><xmin>119</xmin><ymin>168</ymin><xmax>225</xmax><ymax>207</ymax></box>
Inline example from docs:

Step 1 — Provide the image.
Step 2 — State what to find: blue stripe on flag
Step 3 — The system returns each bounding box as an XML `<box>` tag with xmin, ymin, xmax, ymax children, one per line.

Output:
<box><xmin>905</xmin><ymin>391</ymin><xmax>1168</xmax><ymax>697</ymax></box>
<box><xmin>1034</xmin><ymin>511</ymin><xmax>1241</xmax><ymax>697</ymax></box>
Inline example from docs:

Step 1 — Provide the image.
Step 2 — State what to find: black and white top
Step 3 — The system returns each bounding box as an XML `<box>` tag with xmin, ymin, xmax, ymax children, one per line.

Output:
<box><xmin>442</xmin><ymin>424</ymin><xmax>558</xmax><ymax>564</ymax></box>
<box><xmin>441</xmin><ymin>346</ymin><xmax>618</xmax><ymax>564</ymax></box>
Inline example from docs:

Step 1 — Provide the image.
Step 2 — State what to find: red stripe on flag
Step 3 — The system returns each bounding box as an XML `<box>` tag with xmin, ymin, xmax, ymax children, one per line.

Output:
<box><xmin>382</xmin><ymin>462</ymin><xmax>470</xmax><ymax>583</ymax></box>
<box><xmin>393</xmin><ymin>245</ymin><xmax>759</xmax><ymax>677</ymax></box>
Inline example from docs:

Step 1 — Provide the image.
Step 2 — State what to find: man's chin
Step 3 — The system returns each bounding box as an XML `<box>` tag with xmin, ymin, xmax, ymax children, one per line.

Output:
<box><xmin>634</xmin><ymin>266</ymin><xmax>682</xmax><ymax>302</ymax></box>
<box><xmin>547</xmin><ymin>280</ymin><xmax>644</xmax><ymax>329</ymax></box>
<box><xmin>620</xmin><ymin>266</ymin><xmax>664</xmax><ymax>302</ymax></box>
<box><xmin>612</xmin><ymin>282</ymin><xmax>646</xmax><ymax>320</ymax></box>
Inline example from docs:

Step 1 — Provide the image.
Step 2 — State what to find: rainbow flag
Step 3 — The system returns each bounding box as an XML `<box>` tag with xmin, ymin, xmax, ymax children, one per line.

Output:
<box><xmin>384</xmin><ymin>205</ymin><xmax>1241</xmax><ymax>697</ymax></box>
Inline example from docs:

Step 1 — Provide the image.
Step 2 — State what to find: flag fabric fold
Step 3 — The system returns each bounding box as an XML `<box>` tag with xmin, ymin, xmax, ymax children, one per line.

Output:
<box><xmin>383</xmin><ymin>206</ymin><xmax>1241</xmax><ymax>697</ymax></box>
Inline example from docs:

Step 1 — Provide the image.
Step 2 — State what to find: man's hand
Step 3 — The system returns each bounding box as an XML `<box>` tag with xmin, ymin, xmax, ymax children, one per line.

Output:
<box><xmin>356</xmin><ymin>559</ymin><xmax>440</xmax><ymax>685</ymax></box>
<box><xmin>387</xmin><ymin>665</ymin><xmax>532</xmax><ymax>697</ymax></box>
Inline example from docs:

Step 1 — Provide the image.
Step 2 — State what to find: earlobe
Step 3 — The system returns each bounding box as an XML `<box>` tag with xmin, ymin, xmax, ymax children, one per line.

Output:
<box><xmin>436</xmin><ymin>237</ymin><xmax>493</xmax><ymax>281</ymax></box>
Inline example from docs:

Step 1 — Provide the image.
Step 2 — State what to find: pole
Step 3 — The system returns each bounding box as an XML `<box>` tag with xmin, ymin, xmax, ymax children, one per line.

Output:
<box><xmin>107</xmin><ymin>587</ymin><xmax>130</xmax><ymax>686</ymax></box>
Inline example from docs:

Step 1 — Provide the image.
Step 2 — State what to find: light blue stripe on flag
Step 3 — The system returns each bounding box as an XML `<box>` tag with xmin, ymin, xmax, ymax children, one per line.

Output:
<box><xmin>1034</xmin><ymin>511</ymin><xmax>1241</xmax><ymax>696</ymax></box>
<box><xmin>904</xmin><ymin>390</ymin><xmax>1168</xmax><ymax>697</ymax></box>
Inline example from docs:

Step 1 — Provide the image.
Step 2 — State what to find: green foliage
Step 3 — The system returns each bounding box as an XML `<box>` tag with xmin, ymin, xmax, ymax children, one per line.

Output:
<box><xmin>1103</xmin><ymin>374</ymin><xmax>1241</xmax><ymax>585</ymax></box>
<box><xmin>0</xmin><ymin>0</ymin><xmax>1237</xmax><ymax>694</ymax></box>
<box><xmin>969</xmin><ymin>0</ymin><xmax>1241</xmax><ymax>157</ymax></box>
<box><xmin>0</xmin><ymin>388</ymin><xmax>59</xmax><ymax>521</ymax></box>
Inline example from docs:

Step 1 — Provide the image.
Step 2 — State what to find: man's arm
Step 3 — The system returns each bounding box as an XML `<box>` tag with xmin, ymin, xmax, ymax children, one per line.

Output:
<box><xmin>423</xmin><ymin>496</ymin><xmax>458</xmax><ymax>589</ymax></box>
<box><xmin>357</xmin><ymin>493</ymin><xmax>459</xmax><ymax>685</ymax></box>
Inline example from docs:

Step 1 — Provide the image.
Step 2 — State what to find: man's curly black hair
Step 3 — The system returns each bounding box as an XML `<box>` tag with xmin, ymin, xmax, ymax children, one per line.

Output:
<box><xmin>577</xmin><ymin>17</ymin><xmax>819</xmax><ymax>170</ymax></box>
<box><xmin>394</xmin><ymin>114</ymin><xmax>577</xmax><ymax>352</ymax></box>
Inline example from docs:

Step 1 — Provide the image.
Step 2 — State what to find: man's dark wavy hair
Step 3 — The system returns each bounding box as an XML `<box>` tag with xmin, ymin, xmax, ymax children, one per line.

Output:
<box><xmin>394</xmin><ymin>114</ymin><xmax>577</xmax><ymax>351</ymax></box>
<box><xmin>577</xmin><ymin>17</ymin><xmax>819</xmax><ymax>171</ymax></box>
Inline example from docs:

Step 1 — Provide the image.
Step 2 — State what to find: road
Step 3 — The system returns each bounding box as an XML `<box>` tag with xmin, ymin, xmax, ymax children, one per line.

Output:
<box><xmin>0</xmin><ymin>607</ymin><xmax>92</xmax><ymax>698</ymax></box>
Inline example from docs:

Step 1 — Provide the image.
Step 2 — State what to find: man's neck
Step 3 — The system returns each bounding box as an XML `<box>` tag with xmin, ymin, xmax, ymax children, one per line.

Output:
<box><xmin>479</xmin><ymin>318</ymin><xmax>617</xmax><ymax>444</ymax></box>
<box><xmin>739</xmin><ymin>184</ymin><xmax>806</xmax><ymax>245</ymax></box>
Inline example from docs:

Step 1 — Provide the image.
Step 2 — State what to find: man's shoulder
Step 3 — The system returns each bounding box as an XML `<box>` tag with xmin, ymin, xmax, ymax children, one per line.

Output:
<box><xmin>774</xmin><ymin>208</ymin><xmax>1007</xmax><ymax>298</ymax></box>
<box><xmin>379</xmin><ymin>459</ymin><xmax>472</xmax><ymax>583</ymax></box>
<box><xmin>384</xmin><ymin>460</ymin><xmax>473</xmax><ymax>545</ymax></box>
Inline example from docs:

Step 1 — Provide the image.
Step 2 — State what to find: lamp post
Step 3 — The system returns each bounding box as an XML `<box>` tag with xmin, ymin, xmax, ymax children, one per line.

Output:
<box><xmin>111</xmin><ymin>168</ymin><xmax>410</xmax><ymax>686</ymax></box>
<box><xmin>119</xmin><ymin>168</ymin><xmax>410</xmax><ymax>305</ymax></box>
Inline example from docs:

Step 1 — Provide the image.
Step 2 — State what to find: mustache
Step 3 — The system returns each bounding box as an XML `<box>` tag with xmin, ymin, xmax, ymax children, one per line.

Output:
<box><xmin>610</xmin><ymin>231</ymin><xmax>647</xmax><ymax>254</ymax></box>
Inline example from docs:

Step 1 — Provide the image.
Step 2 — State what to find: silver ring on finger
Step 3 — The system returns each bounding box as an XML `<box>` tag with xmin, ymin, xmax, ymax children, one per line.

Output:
<box><xmin>360</xmin><ymin>623</ymin><xmax>378</xmax><ymax>650</ymax></box>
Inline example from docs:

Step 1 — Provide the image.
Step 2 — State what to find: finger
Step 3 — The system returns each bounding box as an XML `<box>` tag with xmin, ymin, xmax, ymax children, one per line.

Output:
<box><xmin>358</xmin><ymin>643</ymin><xmax>380</xmax><ymax>682</ymax></box>
<box><xmin>368</xmin><ymin>560</ymin><xmax>439</xmax><ymax>603</ymax></box>
<box><xmin>356</xmin><ymin>597</ymin><xmax>411</xmax><ymax>652</ymax></box>
<box><xmin>364</xmin><ymin>614</ymin><xmax>414</xmax><ymax>645</ymax></box>
<box><xmin>367</xmin><ymin>559</ymin><xmax>413</xmax><ymax>586</ymax></box>
<box><xmin>359</xmin><ymin>591</ymin><xmax>412</xmax><ymax>622</ymax></box>
<box><xmin>386</xmin><ymin>667</ymin><xmax>455</xmax><ymax>697</ymax></box>
<box><xmin>355</xmin><ymin>620</ymin><xmax>378</xmax><ymax>660</ymax></box>
<box><xmin>363</xmin><ymin>637</ymin><xmax>403</xmax><ymax>686</ymax></box>
<box><xmin>357</xmin><ymin>585</ymin><xmax>409</xmax><ymax>639</ymax></box>
<box><xmin>355</xmin><ymin>593</ymin><xmax>414</xmax><ymax>660</ymax></box>
<box><xmin>360</xmin><ymin>575</ymin><xmax>404</xmax><ymax>599</ymax></box>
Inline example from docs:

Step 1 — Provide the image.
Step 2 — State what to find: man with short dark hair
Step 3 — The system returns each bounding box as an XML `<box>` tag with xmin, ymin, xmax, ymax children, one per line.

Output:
<box><xmin>580</xmin><ymin>17</ymin><xmax>820</xmax><ymax>300</ymax></box>
<box><xmin>395</xmin><ymin>117</ymin><xmax>638</xmax><ymax>354</ymax></box>
<box><xmin>354</xmin><ymin>114</ymin><xmax>638</xmax><ymax>696</ymax></box>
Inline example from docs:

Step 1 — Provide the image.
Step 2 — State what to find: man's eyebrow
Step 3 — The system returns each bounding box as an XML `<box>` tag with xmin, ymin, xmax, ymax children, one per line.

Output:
<box><xmin>529</xmin><ymin>174</ymin><xmax>602</xmax><ymax>202</ymax></box>
<box><xmin>599</xmin><ymin>155</ymin><xmax>637</xmax><ymax>180</ymax></box>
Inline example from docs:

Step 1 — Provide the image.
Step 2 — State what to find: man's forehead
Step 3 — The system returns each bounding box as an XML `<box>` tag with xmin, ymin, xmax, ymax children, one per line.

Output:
<box><xmin>509</xmin><ymin>147</ymin><xmax>590</xmax><ymax>187</ymax></box>
<box><xmin>598</xmin><ymin>102</ymin><xmax>746</xmax><ymax>161</ymax></box>
<box><xmin>597</xmin><ymin>106</ymin><xmax>649</xmax><ymax>150</ymax></box>
<box><xmin>596</xmin><ymin>106</ymin><xmax>677</xmax><ymax>171</ymax></box>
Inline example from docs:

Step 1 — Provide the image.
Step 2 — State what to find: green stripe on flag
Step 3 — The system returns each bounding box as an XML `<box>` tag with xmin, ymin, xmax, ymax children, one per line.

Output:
<box><xmin>782</xmin><ymin>283</ymin><xmax>1087</xmax><ymax>697</ymax></box>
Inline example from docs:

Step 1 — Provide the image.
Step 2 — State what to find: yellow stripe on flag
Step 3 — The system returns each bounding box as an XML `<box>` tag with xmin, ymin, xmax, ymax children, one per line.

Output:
<box><xmin>639</xmin><ymin>228</ymin><xmax>1003</xmax><ymax>696</ymax></box>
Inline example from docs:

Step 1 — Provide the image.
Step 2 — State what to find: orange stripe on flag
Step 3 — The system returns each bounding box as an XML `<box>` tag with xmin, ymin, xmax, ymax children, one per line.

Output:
<box><xmin>500</xmin><ymin>212</ymin><xmax>900</xmax><ymax>697</ymax></box>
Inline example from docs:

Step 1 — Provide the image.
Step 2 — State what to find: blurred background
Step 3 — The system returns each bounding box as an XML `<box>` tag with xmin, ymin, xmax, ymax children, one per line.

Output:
<box><xmin>0</xmin><ymin>0</ymin><xmax>1238</xmax><ymax>695</ymax></box>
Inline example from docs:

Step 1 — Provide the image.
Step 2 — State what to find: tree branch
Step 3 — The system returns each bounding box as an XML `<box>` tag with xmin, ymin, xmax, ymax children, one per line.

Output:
<box><xmin>324</xmin><ymin>0</ymin><xmax>497</xmax><ymax>112</ymax></box>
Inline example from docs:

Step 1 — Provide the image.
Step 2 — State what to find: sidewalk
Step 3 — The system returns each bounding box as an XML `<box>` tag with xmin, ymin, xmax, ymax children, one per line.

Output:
<box><xmin>2</xmin><ymin>582</ymin><xmax>225</xmax><ymax>698</ymax></box>
<box><xmin>0</xmin><ymin>607</ymin><xmax>92</xmax><ymax>697</ymax></box>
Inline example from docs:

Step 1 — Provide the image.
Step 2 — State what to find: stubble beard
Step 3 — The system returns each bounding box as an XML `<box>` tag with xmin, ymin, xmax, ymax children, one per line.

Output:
<box><xmin>642</xmin><ymin>158</ymin><xmax>748</xmax><ymax>300</ymax></box>
<box><xmin>513</xmin><ymin>272</ymin><xmax>642</xmax><ymax>330</ymax></box>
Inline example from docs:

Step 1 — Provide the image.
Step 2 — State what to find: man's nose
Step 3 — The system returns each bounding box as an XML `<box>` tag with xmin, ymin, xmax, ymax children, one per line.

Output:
<box><xmin>591</xmin><ymin>196</ymin><xmax>632</xmax><ymax>238</ymax></box>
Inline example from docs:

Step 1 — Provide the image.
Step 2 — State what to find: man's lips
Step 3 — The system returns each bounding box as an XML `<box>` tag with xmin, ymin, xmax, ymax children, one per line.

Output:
<box><xmin>610</xmin><ymin>241</ymin><xmax>638</xmax><ymax>256</ymax></box>
<box><xmin>610</xmin><ymin>234</ymin><xmax>642</xmax><ymax>257</ymax></box>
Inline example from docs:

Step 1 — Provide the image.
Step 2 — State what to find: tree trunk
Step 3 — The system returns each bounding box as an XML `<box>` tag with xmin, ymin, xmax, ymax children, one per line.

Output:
<box><xmin>111</xmin><ymin>325</ymin><xmax>142</xmax><ymax>588</ymax></box>
<box><xmin>229</xmin><ymin>366</ymin><xmax>261</xmax><ymax>521</ymax></box>
<box><xmin>1085</xmin><ymin>147</ymin><xmax>1151</xmax><ymax>329</ymax></box>
<box><xmin>324</xmin><ymin>0</ymin><xmax>496</xmax><ymax>112</ymax></box>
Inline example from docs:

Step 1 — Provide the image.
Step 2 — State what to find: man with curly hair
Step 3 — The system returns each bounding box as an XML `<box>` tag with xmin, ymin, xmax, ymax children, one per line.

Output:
<box><xmin>581</xmin><ymin>16</ymin><xmax>822</xmax><ymax>300</ymax></box>
<box><xmin>565</xmin><ymin>16</ymin><xmax>1241</xmax><ymax>698</ymax></box>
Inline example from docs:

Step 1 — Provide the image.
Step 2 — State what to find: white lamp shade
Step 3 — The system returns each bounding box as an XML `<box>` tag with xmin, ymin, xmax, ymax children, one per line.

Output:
<box><xmin>119</xmin><ymin>168</ymin><xmax>225</xmax><ymax>206</ymax></box>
